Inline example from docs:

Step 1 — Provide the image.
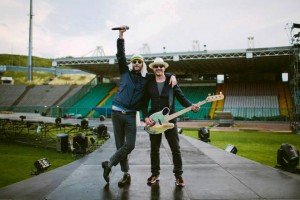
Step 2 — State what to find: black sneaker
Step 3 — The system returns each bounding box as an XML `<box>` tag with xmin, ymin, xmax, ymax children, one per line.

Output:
<box><xmin>118</xmin><ymin>173</ymin><xmax>131</xmax><ymax>187</ymax></box>
<box><xmin>175</xmin><ymin>176</ymin><xmax>185</xmax><ymax>187</ymax></box>
<box><xmin>102</xmin><ymin>161</ymin><xmax>111</xmax><ymax>183</ymax></box>
<box><xmin>147</xmin><ymin>175</ymin><xmax>160</xmax><ymax>185</ymax></box>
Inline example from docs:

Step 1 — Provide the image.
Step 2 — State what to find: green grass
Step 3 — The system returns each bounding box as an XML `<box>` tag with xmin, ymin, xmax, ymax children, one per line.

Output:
<box><xmin>182</xmin><ymin>130</ymin><xmax>300</xmax><ymax>167</ymax></box>
<box><xmin>0</xmin><ymin>54</ymin><xmax>52</xmax><ymax>67</ymax></box>
<box><xmin>1</xmin><ymin>69</ymin><xmax>95</xmax><ymax>85</ymax></box>
<box><xmin>2</xmin><ymin>71</ymin><xmax>54</xmax><ymax>85</ymax></box>
<box><xmin>0</xmin><ymin>141</ymin><xmax>77</xmax><ymax>188</ymax></box>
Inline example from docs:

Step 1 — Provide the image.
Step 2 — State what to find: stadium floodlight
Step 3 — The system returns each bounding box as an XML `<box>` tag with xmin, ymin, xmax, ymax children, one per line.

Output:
<box><xmin>90</xmin><ymin>136</ymin><xmax>96</xmax><ymax>144</ymax></box>
<box><xmin>31</xmin><ymin>158</ymin><xmax>51</xmax><ymax>175</ymax></box>
<box><xmin>276</xmin><ymin>143</ymin><xmax>299</xmax><ymax>170</ymax></box>
<box><xmin>225</xmin><ymin>144</ymin><xmax>238</xmax><ymax>154</ymax></box>
<box><xmin>198</xmin><ymin>127</ymin><xmax>211</xmax><ymax>143</ymax></box>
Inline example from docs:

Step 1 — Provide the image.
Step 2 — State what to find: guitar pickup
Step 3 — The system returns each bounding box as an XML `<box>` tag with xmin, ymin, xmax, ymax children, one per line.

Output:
<box><xmin>158</xmin><ymin>119</ymin><xmax>162</xmax><ymax>125</ymax></box>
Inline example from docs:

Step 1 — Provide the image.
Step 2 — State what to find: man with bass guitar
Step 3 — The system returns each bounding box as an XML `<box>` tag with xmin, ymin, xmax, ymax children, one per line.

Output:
<box><xmin>141</xmin><ymin>57</ymin><xmax>200</xmax><ymax>187</ymax></box>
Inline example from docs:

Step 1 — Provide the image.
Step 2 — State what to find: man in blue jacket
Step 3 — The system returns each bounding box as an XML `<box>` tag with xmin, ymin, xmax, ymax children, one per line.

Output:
<box><xmin>102</xmin><ymin>27</ymin><xmax>176</xmax><ymax>187</ymax></box>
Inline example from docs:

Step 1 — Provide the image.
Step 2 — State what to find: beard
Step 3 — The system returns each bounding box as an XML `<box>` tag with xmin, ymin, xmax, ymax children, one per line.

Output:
<box><xmin>133</xmin><ymin>65</ymin><xmax>142</xmax><ymax>73</ymax></box>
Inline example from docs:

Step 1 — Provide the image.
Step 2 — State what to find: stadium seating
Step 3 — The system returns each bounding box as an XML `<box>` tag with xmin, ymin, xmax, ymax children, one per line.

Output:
<box><xmin>0</xmin><ymin>85</ymin><xmax>27</xmax><ymax>107</ymax></box>
<box><xmin>223</xmin><ymin>82</ymin><xmax>281</xmax><ymax>119</ymax></box>
<box><xmin>65</xmin><ymin>83</ymin><xmax>115</xmax><ymax>117</ymax></box>
<box><xmin>0</xmin><ymin>80</ymin><xmax>292</xmax><ymax>121</ymax></box>
<box><xmin>175</xmin><ymin>86</ymin><xmax>216</xmax><ymax>120</ymax></box>
<box><xmin>10</xmin><ymin>85</ymin><xmax>74</xmax><ymax>113</ymax></box>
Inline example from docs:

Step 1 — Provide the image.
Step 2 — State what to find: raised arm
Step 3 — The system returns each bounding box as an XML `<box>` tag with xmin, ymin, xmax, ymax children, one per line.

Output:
<box><xmin>116</xmin><ymin>27</ymin><xmax>129</xmax><ymax>74</ymax></box>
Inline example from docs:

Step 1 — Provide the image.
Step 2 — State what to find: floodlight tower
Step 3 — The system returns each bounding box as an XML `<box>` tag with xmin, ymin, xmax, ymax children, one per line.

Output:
<box><xmin>82</xmin><ymin>46</ymin><xmax>105</xmax><ymax>57</ymax></box>
<box><xmin>138</xmin><ymin>43</ymin><xmax>151</xmax><ymax>54</ymax></box>
<box><xmin>27</xmin><ymin>0</ymin><xmax>33</xmax><ymax>81</ymax></box>
<box><xmin>142</xmin><ymin>43</ymin><xmax>151</xmax><ymax>54</ymax></box>
<box><xmin>94</xmin><ymin>46</ymin><xmax>105</xmax><ymax>57</ymax></box>
<box><xmin>192</xmin><ymin>40</ymin><xmax>200</xmax><ymax>51</ymax></box>
<box><xmin>247</xmin><ymin>37</ymin><xmax>254</xmax><ymax>49</ymax></box>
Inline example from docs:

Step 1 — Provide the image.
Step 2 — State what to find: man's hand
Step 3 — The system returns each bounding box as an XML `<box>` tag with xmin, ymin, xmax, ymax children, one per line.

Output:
<box><xmin>119</xmin><ymin>26</ymin><xmax>127</xmax><ymax>39</ymax></box>
<box><xmin>191</xmin><ymin>104</ymin><xmax>200</xmax><ymax>112</ymax></box>
<box><xmin>145</xmin><ymin>117</ymin><xmax>155</xmax><ymax>127</ymax></box>
<box><xmin>169</xmin><ymin>75</ymin><xmax>177</xmax><ymax>88</ymax></box>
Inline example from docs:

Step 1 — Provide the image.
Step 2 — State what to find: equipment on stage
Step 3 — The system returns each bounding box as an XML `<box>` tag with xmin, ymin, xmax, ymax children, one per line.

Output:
<box><xmin>55</xmin><ymin>117</ymin><xmax>62</xmax><ymax>125</ymax></box>
<box><xmin>99</xmin><ymin>115</ymin><xmax>106</xmax><ymax>121</ymax></box>
<box><xmin>20</xmin><ymin>115</ymin><xmax>26</xmax><ymax>122</ymax></box>
<box><xmin>145</xmin><ymin>93</ymin><xmax>224</xmax><ymax>134</ymax></box>
<box><xmin>72</xmin><ymin>133</ymin><xmax>88</xmax><ymax>154</ymax></box>
<box><xmin>80</xmin><ymin>119</ymin><xmax>89</xmax><ymax>129</ymax></box>
<box><xmin>56</xmin><ymin>133</ymin><xmax>69</xmax><ymax>153</ymax></box>
<box><xmin>96</xmin><ymin>124</ymin><xmax>109</xmax><ymax>139</ymax></box>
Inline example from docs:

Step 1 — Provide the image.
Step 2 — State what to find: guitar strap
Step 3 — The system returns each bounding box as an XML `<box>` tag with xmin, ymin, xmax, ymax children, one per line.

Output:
<box><xmin>168</xmin><ymin>85</ymin><xmax>173</xmax><ymax>109</ymax></box>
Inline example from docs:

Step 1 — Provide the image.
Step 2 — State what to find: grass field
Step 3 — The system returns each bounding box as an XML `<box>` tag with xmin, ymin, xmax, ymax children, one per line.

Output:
<box><xmin>2</xmin><ymin>70</ymin><xmax>95</xmax><ymax>85</ymax></box>
<box><xmin>182</xmin><ymin>130</ymin><xmax>300</xmax><ymax>167</ymax></box>
<box><xmin>0</xmin><ymin>141</ymin><xmax>78</xmax><ymax>189</ymax></box>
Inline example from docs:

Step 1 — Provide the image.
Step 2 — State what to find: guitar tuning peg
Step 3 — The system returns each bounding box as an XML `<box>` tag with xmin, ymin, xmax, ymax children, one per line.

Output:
<box><xmin>208</xmin><ymin>93</ymin><xmax>211</xmax><ymax>96</ymax></box>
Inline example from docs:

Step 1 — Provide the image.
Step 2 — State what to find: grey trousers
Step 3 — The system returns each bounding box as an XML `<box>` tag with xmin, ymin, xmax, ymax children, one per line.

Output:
<box><xmin>110</xmin><ymin>111</ymin><xmax>137</xmax><ymax>172</ymax></box>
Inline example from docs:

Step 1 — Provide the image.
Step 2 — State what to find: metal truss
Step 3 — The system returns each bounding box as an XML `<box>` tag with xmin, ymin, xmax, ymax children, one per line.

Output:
<box><xmin>52</xmin><ymin>46</ymin><xmax>293</xmax><ymax>66</ymax></box>
<box><xmin>291</xmin><ymin>46</ymin><xmax>300</xmax><ymax>124</ymax></box>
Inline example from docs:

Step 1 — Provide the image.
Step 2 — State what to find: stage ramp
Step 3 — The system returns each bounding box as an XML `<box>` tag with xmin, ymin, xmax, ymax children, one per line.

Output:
<box><xmin>0</xmin><ymin>125</ymin><xmax>300</xmax><ymax>200</ymax></box>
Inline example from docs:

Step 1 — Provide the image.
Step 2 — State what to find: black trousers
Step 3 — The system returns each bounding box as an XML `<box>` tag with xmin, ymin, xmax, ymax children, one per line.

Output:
<box><xmin>149</xmin><ymin>124</ymin><xmax>183</xmax><ymax>177</ymax></box>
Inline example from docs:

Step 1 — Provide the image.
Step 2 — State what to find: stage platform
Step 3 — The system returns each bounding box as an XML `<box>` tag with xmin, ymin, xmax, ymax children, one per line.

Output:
<box><xmin>0</xmin><ymin>122</ymin><xmax>300</xmax><ymax>200</ymax></box>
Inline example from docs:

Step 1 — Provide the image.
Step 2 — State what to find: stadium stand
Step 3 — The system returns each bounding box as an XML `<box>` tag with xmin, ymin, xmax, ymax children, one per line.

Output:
<box><xmin>55</xmin><ymin>85</ymin><xmax>83</xmax><ymax>106</ymax></box>
<box><xmin>64</xmin><ymin>83</ymin><xmax>115</xmax><ymax>118</ymax></box>
<box><xmin>11</xmin><ymin>85</ymin><xmax>72</xmax><ymax>113</ymax></box>
<box><xmin>175</xmin><ymin>86</ymin><xmax>216</xmax><ymax>120</ymax></box>
<box><xmin>0</xmin><ymin>80</ymin><xmax>291</xmax><ymax>121</ymax></box>
<box><xmin>89</xmin><ymin>86</ymin><xmax>117</xmax><ymax>118</ymax></box>
<box><xmin>223</xmin><ymin>82</ymin><xmax>281</xmax><ymax>119</ymax></box>
<box><xmin>0</xmin><ymin>85</ymin><xmax>27</xmax><ymax>107</ymax></box>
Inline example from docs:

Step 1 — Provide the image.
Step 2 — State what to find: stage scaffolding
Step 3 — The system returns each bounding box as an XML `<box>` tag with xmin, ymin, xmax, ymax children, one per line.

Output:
<box><xmin>0</xmin><ymin>113</ymin><xmax>110</xmax><ymax>153</ymax></box>
<box><xmin>288</xmin><ymin>23</ymin><xmax>300</xmax><ymax>132</ymax></box>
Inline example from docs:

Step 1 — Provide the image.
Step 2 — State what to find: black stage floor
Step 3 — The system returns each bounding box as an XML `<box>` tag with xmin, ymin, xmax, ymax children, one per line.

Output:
<box><xmin>0</xmin><ymin>122</ymin><xmax>300</xmax><ymax>200</ymax></box>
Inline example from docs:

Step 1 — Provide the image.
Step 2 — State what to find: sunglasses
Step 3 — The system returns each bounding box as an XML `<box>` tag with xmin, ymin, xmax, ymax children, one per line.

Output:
<box><xmin>132</xmin><ymin>60</ymin><xmax>142</xmax><ymax>64</ymax></box>
<box><xmin>153</xmin><ymin>65</ymin><xmax>165</xmax><ymax>69</ymax></box>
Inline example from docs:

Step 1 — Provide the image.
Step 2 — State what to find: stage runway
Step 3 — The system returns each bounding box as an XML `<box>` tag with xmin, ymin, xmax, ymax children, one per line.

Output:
<box><xmin>0</xmin><ymin>120</ymin><xmax>300</xmax><ymax>200</ymax></box>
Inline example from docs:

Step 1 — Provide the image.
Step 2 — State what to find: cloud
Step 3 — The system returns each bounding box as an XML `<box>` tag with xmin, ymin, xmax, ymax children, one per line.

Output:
<box><xmin>0</xmin><ymin>0</ymin><xmax>299</xmax><ymax>58</ymax></box>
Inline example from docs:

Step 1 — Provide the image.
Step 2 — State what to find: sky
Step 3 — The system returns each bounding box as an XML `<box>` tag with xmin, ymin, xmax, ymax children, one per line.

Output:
<box><xmin>0</xmin><ymin>0</ymin><xmax>299</xmax><ymax>59</ymax></box>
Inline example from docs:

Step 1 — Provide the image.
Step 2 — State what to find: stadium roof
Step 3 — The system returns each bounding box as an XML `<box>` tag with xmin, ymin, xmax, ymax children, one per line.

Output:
<box><xmin>53</xmin><ymin>46</ymin><xmax>294</xmax><ymax>78</ymax></box>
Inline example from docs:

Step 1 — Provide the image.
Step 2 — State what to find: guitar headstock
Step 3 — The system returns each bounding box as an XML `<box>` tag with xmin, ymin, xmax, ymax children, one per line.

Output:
<box><xmin>206</xmin><ymin>92</ymin><xmax>224</xmax><ymax>102</ymax></box>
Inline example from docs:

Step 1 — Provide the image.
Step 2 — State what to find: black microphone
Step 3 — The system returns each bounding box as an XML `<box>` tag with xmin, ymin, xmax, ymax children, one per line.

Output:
<box><xmin>112</xmin><ymin>26</ymin><xmax>129</xmax><ymax>30</ymax></box>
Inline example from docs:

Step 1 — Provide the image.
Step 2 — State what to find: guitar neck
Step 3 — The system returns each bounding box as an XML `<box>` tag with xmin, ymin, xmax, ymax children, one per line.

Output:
<box><xmin>166</xmin><ymin>100</ymin><xmax>206</xmax><ymax>121</ymax></box>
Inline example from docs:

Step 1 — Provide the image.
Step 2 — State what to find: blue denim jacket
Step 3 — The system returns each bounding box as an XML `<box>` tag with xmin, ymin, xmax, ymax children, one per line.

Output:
<box><xmin>112</xmin><ymin>38</ymin><xmax>148</xmax><ymax>111</ymax></box>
